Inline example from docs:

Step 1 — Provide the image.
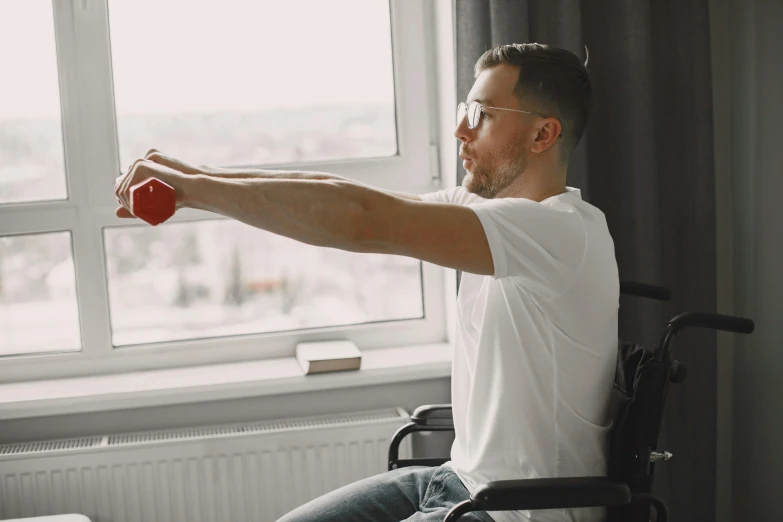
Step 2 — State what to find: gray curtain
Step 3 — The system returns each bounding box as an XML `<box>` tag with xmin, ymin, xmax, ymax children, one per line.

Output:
<box><xmin>454</xmin><ymin>1</ymin><xmax>717</xmax><ymax>521</ymax></box>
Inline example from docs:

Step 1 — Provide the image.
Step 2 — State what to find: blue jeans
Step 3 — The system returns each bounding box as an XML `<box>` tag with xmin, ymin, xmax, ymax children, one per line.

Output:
<box><xmin>276</xmin><ymin>464</ymin><xmax>496</xmax><ymax>522</ymax></box>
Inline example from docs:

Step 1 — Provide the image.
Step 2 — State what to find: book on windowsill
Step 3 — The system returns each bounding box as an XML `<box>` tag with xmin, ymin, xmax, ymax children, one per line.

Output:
<box><xmin>295</xmin><ymin>340</ymin><xmax>362</xmax><ymax>375</ymax></box>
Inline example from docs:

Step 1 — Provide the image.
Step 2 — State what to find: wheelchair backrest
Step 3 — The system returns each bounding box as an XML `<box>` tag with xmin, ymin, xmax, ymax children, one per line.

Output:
<box><xmin>606</xmin><ymin>341</ymin><xmax>675</xmax><ymax>522</ymax></box>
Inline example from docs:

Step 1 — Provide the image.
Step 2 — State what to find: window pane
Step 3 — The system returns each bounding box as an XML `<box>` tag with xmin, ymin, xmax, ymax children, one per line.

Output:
<box><xmin>0</xmin><ymin>0</ymin><xmax>67</xmax><ymax>205</ymax></box>
<box><xmin>0</xmin><ymin>232</ymin><xmax>81</xmax><ymax>356</ymax></box>
<box><xmin>104</xmin><ymin>220</ymin><xmax>423</xmax><ymax>347</ymax></box>
<box><xmin>109</xmin><ymin>0</ymin><xmax>397</xmax><ymax>170</ymax></box>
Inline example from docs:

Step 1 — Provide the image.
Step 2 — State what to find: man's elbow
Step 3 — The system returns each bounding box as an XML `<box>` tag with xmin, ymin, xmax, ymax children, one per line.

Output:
<box><xmin>348</xmin><ymin>196</ymin><xmax>401</xmax><ymax>255</ymax></box>
<box><xmin>349</xmin><ymin>210</ymin><xmax>392</xmax><ymax>254</ymax></box>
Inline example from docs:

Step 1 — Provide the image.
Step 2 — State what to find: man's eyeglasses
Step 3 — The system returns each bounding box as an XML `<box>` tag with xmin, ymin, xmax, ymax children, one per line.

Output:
<box><xmin>457</xmin><ymin>101</ymin><xmax>550</xmax><ymax>130</ymax></box>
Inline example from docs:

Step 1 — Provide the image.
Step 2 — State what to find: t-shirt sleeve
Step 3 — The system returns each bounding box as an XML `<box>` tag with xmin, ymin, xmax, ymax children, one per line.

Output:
<box><xmin>469</xmin><ymin>198</ymin><xmax>586</xmax><ymax>299</ymax></box>
<box><xmin>420</xmin><ymin>186</ymin><xmax>484</xmax><ymax>205</ymax></box>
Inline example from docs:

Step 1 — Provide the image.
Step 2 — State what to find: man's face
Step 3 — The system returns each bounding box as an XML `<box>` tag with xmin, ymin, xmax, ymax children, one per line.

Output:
<box><xmin>455</xmin><ymin>64</ymin><xmax>533</xmax><ymax>199</ymax></box>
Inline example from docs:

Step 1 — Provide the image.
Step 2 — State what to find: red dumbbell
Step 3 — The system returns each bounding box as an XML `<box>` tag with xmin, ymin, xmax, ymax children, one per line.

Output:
<box><xmin>129</xmin><ymin>177</ymin><xmax>176</xmax><ymax>226</ymax></box>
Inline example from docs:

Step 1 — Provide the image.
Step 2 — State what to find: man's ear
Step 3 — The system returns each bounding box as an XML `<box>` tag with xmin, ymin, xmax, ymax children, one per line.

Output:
<box><xmin>531</xmin><ymin>118</ymin><xmax>562</xmax><ymax>154</ymax></box>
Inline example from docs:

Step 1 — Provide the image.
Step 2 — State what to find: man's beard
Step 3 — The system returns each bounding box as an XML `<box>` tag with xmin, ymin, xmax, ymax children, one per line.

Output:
<box><xmin>462</xmin><ymin>142</ymin><xmax>528</xmax><ymax>199</ymax></box>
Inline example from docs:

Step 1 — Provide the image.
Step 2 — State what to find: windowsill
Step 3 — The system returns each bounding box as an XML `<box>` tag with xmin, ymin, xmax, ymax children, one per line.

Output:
<box><xmin>0</xmin><ymin>343</ymin><xmax>452</xmax><ymax>421</ymax></box>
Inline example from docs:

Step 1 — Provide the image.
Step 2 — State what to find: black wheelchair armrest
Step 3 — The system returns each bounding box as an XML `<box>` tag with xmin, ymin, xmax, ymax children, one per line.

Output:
<box><xmin>472</xmin><ymin>476</ymin><xmax>630</xmax><ymax>511</ymax></box>
<box><xmin>411</xmin><ymin>404</ymin><xmax>454</xmax><ymax>427</ymax></box>
<box><xmin>388</xmin><ymin>405</ymin><xmax>454</xmax><ymax>470</ymax></box>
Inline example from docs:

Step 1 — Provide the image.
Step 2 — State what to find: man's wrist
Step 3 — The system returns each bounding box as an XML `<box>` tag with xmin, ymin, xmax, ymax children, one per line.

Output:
<box><xmin>181</xmin><ymin>173</ymin><xmax>213</xmax><ymax>210</ymax></box>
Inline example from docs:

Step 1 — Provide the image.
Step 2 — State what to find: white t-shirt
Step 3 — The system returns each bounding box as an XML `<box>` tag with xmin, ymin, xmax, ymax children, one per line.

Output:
<box><xmin>420</xmin><ymin>186</ymin><xmax>619</xmax><ymax>522</ymax></box>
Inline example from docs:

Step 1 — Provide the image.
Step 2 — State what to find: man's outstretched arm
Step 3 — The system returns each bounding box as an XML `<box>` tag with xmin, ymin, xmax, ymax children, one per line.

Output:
<box><xmin>115</xmin><ymin>158</ymin><xmax>491</xmax><ymax>275</ymax></box>
<box><xmin>131</xmin><ymin>149</ymin><xmax>423</xmax><ymax>202</ymax></box>
<box><xmin>187</xmin><ymin>175</ymin><xmax>492</xmax><ymax>275</ymax></box>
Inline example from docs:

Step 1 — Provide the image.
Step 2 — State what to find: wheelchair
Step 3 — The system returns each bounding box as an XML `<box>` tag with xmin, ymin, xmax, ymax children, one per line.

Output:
<box><xmin>387</xmin><ymin>281</ymin><xmax>755</xmax><ymax>522</ymax></box>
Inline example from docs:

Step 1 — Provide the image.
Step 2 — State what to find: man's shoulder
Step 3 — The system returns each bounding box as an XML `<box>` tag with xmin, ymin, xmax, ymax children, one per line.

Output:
<box><xmin>421</xmin><ymin>185</ymin><xmax>485</xmax><ymax>205</ymax></box>
<box><xmin>545</xmin><ymin>190</ymin><xmax>610</xmax><ymax>228</ymax></box>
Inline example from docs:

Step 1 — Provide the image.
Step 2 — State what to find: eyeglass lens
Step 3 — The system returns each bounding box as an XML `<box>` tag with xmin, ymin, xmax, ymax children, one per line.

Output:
<box><xmin>457</xmin><ymin>102</ymin><xmax>482</xmax><ymax>129</ymax></box>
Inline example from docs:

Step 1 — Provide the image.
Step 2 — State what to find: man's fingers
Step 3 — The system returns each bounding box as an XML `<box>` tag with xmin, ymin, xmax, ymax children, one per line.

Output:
<box><xmin>125</xmin><ymin>158</ymin><xmax>145</xmax><ymax>174</ymax></box>
<box><xmin>118</xmin><ymin>158</ymin><xmax>152</xmax><ymax>211</ymax></box>
<box><xmin>116</xmin><ymin>153</ymin><xmax>180</xmax><ymax>216</ymax></box>
<box><xmin>116</xmin><ymin>150</ymin><xmax>200</xmax><ymax>216</ymax></box>
<box><xmin>115</xmin><ymin>172</ymin><xmax>129</xmax><ymax>211</ymax></box>
<box><xmin>119</xmin><ymin>160</ymin><xmax>141</xmax><ymax>210</ymax></box>
<box><xmin>115</xmin><ymin>206</ymin><xmax>135</xmax><ymax>219</ymax></box>
<box><xmin>116</xmin><ymin>179</ymin><xmax>130</xmax><ymax>213</ymax></box>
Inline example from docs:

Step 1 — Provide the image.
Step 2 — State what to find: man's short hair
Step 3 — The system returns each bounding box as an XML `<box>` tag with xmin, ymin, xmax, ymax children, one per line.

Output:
<box><xmin>475</xmin><ymin>43</ymin><xmax>592</xmax><ymax>162</ymax></box>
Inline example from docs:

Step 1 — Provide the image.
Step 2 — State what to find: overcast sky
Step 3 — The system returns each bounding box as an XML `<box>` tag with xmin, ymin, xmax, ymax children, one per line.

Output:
<box><xmin>0</xmin><ymin>0</ymin><xmax>394</xmax><ymax>119</ymax></box>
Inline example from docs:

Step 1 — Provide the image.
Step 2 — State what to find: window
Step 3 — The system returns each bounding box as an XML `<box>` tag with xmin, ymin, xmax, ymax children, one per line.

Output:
<box><xmin>0</xmin><ymin>0</ymin><xmax>444</xmax><ymax>382</ymax></box>
<box><xmin>0</xmin><ymin>0</ymin><xmax>66</xmax><ymax>205</ymax></box>
<box><xmin>110</xmin><ymin>0</ymin><xmax>398</xmax><ymax>170</ymax></box>
<box><xmin>0</xmin><ymin>232</ymin><xmax>81</xmax><ymax>356</ymax></box>
<box><xmin>104</xmin><ymin>222</ymin><xmax>423</xmax><ymax>347</ymax></box>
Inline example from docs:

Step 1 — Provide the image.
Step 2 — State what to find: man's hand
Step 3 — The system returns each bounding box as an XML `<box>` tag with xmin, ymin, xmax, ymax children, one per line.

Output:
<box><xmin>133</xmin><ymin>148</ymin><xmax>233</xmax><ymax>176</ymax></box>
<box><xmin>114</xmin><ymin>149</ymin><xmax>196</xmax><ymax>219</ymax></box>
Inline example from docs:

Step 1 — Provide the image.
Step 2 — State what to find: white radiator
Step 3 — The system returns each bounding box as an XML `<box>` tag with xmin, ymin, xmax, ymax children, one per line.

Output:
<box><xmin>0</xmin><ymin>407</ymin><xmax>413</xmax><ymax>522</ymax></box>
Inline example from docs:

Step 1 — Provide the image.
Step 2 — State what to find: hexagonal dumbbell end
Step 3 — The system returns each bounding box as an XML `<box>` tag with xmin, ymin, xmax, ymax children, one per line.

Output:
<box><xmin>130</xmin><ymin>177</ymin><xmax>176</xmax><ymax>226</ymax></box>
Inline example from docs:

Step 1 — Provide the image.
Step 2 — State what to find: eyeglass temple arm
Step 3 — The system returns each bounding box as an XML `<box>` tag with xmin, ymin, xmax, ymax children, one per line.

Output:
<box><xmin>484</xmin><ymin>106</ymin><xmax>549</xmax><ymax>119</ymax></box>
<box><xmin>486</xmin><ymin>106</ymin><xmax>561</xmax><ymax>137</ymax></box>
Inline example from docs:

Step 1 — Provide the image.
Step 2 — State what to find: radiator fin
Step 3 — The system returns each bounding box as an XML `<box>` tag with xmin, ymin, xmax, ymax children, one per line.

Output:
<box><xmin>106</xmin><ymin>407</ymin><xmax>405</xmax><ymax>447</ymax></box>
<box><xmin>0</xmin><ymin>437</ymin><xmax>104</xmax><ymax>456</ymax></box>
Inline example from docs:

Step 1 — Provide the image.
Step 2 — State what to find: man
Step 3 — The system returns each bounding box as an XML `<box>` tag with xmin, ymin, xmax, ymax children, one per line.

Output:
<box><xmin>115</xmin><ymin>43</ymin><xmax>619</xmax><ymax>522</ymax></box>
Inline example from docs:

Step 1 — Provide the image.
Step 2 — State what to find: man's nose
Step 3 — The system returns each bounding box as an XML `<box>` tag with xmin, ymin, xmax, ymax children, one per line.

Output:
<box><xmin>454</xmin><ymin>116</ymin><xmax>472</xmax><ymax>142</ymax></box>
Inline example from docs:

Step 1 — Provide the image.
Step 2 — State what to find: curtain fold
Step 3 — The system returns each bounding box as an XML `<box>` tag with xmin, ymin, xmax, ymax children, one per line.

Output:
<box><xmin>453</xmin><ymin>1</ymin><xmax>717</xmax><ymax>520</ymax></box>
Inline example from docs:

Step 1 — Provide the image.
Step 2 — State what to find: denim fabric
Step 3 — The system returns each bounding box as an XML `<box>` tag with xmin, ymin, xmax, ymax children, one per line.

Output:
<box><xmin>276</xmin><ymin>464</ymin><xmax>496</xmax><ymax>522</ymax></box>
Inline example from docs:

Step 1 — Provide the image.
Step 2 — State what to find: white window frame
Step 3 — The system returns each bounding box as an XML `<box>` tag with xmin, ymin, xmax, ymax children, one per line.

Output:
<box><xmin>0</xmin><ymin>0</ymin><xmax>453</xmax><ymax>382</ymax></box>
